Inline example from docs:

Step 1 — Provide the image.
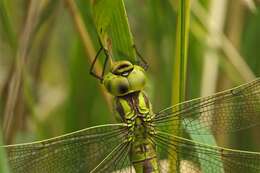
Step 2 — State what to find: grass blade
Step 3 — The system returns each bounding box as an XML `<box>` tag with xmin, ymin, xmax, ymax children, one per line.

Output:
<box><xmin>92</xmin><ymin>0</ymin><xmax>136</xmax><ymax>62</ymax></box>
<box><xmin>170</xmin><ymin>0</ymin><xmax>190</xmax><ymax>172</ymax></box>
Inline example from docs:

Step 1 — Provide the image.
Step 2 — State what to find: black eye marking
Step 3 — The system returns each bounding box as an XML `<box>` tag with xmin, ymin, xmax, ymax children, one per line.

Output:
<box><xmin>117</xmin><ymin>64</ymin><xmax>130</xmax><ymax>70</ymax></box>
<box><xmin>112</xmin><ymin>62</ymin><xmax>134</xmax><ymax>75</ymax></box>
<box><xmin>118</xmin><ymin>84</ymin><xmax>128</xmax><ymax>94</ymax></box>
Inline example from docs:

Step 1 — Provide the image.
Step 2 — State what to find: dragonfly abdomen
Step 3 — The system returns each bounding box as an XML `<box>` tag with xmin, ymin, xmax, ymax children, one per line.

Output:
<box><xmin>130</xmin><ymin>142</ymin><xmax>159</xmax><ymax>173</ymax></box>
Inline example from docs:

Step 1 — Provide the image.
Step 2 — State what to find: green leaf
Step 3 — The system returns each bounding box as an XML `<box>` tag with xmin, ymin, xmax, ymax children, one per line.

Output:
<box><xmin>92</xmin><ymin>0</ymin><xmax>136</xmax><ymax>62</ymax></box>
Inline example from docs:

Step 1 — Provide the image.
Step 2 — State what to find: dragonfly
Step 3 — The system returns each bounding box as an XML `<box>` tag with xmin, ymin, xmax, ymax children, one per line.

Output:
<box><xmin>1</xmin><ymin>45</ymin><xmax>260</xmax><ymax>173</ymax></box>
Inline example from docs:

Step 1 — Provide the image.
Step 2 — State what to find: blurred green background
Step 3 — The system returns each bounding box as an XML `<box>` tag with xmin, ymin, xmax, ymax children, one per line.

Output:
<box><xmin>0</xmin><ymin>0</ymin><xmax>260</xmax><ymax>171</ymax></box>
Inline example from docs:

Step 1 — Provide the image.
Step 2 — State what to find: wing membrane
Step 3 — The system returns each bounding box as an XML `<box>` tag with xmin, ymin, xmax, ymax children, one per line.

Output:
<box><xmin>2</xmin><ymin>124</ymin><xmax>129</xmax><ymax>173</ymax></box>
<box><xmin>92</xmin><ymin>141</ymin><xmax>133</xmax><ymax>173</ymax></box>
<box><xmin>154</xmin><ymin>78</ymin><xmax>260</xmax><ymax>135</ymax></box>
<box><xmin>153</xmin><ymin>131</ymin><xmax>260</xmax><ymax>173</ymax></box>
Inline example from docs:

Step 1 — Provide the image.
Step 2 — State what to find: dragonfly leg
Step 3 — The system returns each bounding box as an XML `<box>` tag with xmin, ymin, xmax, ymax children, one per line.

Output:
<box><xmin>133</xmin><ymin>44</ymin><xmax>149</xmax><ymax>71</ymax></box>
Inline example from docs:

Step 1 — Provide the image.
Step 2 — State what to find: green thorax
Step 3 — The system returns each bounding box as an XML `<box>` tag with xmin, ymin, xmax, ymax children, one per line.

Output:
<box><xmin>114</xmin><ymin>91</ymin><xmax>152</xmax><ymax>122</ymax></box>
<box><xmin>115</xmin><ymin>91</ymin><xmax>159</xmax><ymax>173</ymax></box>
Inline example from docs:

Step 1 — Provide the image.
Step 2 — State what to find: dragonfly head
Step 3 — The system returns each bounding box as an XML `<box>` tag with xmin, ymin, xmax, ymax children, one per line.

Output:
<box><xmin>103</xmin><ymin>61</ymin><xmax>147</xmax><ymax>96</ymax></box>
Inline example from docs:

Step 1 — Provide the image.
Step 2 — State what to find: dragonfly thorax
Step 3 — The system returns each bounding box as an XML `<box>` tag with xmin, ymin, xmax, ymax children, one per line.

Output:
<box><xmin>103</xmin><ymin>61</ymin><xmax>147</xmax><ymax>96</ymax></box>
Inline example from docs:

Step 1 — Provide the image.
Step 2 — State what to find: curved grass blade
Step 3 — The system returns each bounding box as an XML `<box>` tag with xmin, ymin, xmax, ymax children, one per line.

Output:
<box><xmin>154</xmin><ymin>78</ymin><xmax>260</xmax><ymax>135</ymax></box>
<box><xmin>92</xmin><ymin>0</ymin><xmax>136</xmax><ymax>62</ymax></box>
<box><xmin>1</xmin><ymin>124</ymin><xmax>129</xmax><ymax>173</ymax></box>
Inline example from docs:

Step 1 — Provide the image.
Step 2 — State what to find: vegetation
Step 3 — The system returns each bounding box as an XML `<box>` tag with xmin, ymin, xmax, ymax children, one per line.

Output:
<box><xmin>0</xmin><ymin>0</ymin><xmax>260</xmax><ymax>172</ymax></box>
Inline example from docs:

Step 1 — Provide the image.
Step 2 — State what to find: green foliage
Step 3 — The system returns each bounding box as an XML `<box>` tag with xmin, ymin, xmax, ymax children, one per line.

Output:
<box><xmin>0</xmin><ymin>0</ymin><xmax>260</xmax><ymax>172</ymax></box>
<box><xmin>0</xmin><ymin>0</ymin><xmax>16</xmax><ymax>49</ymax></box>
<box><xmin>92</xmin><ymin>0</ymin><xmax>136</xmax><ymax>61</ymax></box>
<box><xmin>242</xmin><ymin>6</ymin><xmax>260</xmax><ymax>76</ymax></box>
<box><xmin>0</xmin><ymin>131</ymin><xmax>9</xmax><ymax>173</ymax></box>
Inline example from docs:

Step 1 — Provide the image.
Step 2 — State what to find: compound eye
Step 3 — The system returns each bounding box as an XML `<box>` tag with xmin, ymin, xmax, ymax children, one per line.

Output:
<box><xmin>105</xmin><ymin>76</ymin><xmax>130</xmax><ymax>96</ymax></box>
<box><xmin>112</xmin><ymin>77</ymin><xmax>130</xmax><ymax>95</ymax></box>
<box><xmin>117</xmin><ymin>82</ymin><xmax>129</xmax><ymax>95</ymax></box>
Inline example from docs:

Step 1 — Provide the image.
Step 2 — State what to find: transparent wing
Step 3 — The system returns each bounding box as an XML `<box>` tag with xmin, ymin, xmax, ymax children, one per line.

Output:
<box><xmin>152</xmin><ymin>131</ymin><xmax>260</xmax><ymax>173</ymax></box>
<box><xmin>2</xmin><ymin>123</ymin><xmax>132</xmax><ymax>173</ymax></box>
<box><xmin>154</xmin><ymin>78</ymin><xmax>260</xmax><ymax>135</ymax></box>
<box><xmin>93</xmin><ymin>141</ymin><xmax>134</xmax><ymax>173</ymax></box>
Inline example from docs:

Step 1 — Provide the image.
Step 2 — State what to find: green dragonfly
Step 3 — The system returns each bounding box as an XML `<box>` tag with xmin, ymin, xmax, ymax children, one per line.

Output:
<box><xmin>1</xmin><ymin>46</ymin><xmax>260</xmax><ymax>173</ymax></box>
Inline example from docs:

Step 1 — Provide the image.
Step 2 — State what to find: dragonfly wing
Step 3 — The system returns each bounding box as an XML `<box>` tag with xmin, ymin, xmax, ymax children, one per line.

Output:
<box><xmin>92</xmin><ymin>141</ymin><xmax>134</xmax><ymax>173</ymax></box>
<box><xmin>3</xmin><ymin>123</ymin><xmax>131</xmax><ymax>173</ymax></box>
<box><xmin>152</xmin><ymin>131</ymin><xmax>260</xmax><ymax>173</ymax></box>
<box><xmin>154</xmin><ymin>78</ymin><xmax>260</xmax><ymax>135</ymax></box>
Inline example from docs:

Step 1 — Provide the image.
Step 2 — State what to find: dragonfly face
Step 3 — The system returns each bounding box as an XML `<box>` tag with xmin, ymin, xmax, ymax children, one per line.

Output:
<box><xmin>103</xmin><ymin>61</ymin><xmax>147</xmax><ymax>96</ymax></box>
